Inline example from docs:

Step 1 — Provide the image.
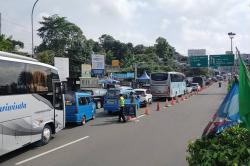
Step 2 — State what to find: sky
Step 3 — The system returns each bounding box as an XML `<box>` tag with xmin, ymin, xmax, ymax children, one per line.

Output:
<box><xmin>0</xmin><ymin>0</ymin><xmax>250</xmax><ymax>56</ymax></box>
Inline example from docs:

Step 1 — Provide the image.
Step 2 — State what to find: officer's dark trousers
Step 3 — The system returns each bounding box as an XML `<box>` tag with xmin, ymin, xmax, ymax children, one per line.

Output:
<box><xmin>118</xmin><ymin>106</ymin><xmax>126</xmax><ymax>122</ymax></box>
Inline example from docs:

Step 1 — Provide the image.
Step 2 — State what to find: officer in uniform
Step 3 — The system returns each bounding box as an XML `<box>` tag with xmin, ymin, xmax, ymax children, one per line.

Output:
<box><xmin>118</xmin><ymin>94</ymin><xmax>126</xmax><ymax>122</ymax></box>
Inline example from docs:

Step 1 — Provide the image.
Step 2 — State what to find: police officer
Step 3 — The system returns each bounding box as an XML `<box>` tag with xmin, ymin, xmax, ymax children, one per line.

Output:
<box><xmin>118</xmin><ymin>94</ymin><xmax>126</xmax><ymax>122</ymax></box>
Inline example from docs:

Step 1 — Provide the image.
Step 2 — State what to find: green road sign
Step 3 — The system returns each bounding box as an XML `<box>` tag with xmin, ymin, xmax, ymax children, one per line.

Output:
<box><xmin>189</xmin><ymin>55</ymin><xmax>208</xmax><ymax>68</ymax></box>
<box><xmin>209</xmin><ymin>54</ymin><xmax>234</xmax><ymax>67</ymax></box>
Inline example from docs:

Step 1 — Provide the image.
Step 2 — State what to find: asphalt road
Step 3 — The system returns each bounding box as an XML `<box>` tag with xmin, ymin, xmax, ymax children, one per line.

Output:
<box><xmin>0</xmin><ymin>82</ymin><xmax>227</xmax><ymax>166</ymax></box>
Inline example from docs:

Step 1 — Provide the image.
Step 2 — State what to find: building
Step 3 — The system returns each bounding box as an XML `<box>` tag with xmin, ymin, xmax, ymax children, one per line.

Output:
<box><xmin>188</xmin><ymin>49</ymin><xmax>206</xmax><ymax>57</ymax></box>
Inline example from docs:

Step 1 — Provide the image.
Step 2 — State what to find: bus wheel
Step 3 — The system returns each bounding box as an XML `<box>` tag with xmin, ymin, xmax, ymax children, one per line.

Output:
<box><xmin>96</xmin><ymin>101</ymin><xmax>102</xmax><ymax>109</ymax></box>
<box><xmin>41</xmin><ymin>124</ymin><xmax>52</xmax><ymax>145</ymax></box>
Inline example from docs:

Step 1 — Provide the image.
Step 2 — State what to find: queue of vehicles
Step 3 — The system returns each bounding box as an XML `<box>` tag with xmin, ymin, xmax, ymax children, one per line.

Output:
<box><xmin>0</xmin><ymin>51</ymin><xmax>219</xmax><ymax>156</ymax></box>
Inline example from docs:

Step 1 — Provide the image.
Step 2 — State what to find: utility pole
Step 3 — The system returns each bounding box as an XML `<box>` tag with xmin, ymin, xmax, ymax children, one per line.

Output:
<box><xmin>31</xmin><ymin>0</ymin><xmax>40</xmax><ymax>58</ymax></box>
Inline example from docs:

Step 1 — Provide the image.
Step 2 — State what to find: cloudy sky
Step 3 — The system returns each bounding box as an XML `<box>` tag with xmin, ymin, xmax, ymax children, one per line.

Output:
<box><xmin>0</xmin><ymin>0</ymin><xmax>249</xmax><ymax>55</ymax></box>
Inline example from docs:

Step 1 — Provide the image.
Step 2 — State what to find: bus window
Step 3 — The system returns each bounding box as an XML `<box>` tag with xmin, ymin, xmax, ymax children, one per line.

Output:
<box><xmin>0</xmin><ymin>60</ymin><xmax>27</xmax><ymax>95</ymax></box>
<box><xmin>151</xmin><ymin>73</ymin><xmax>168</xmax><ymax>81</ymax></box>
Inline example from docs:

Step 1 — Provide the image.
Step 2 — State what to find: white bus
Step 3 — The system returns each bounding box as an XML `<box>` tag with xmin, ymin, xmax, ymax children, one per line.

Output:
<box><xmin>150</xmin><ymin>72</ymin><xmax>186</xmax><ymax>98</ymax></box>
<box><xmin>0</xmin><ymin>51</ymin><xmax>65</xmax><ymax>156</ymax></box>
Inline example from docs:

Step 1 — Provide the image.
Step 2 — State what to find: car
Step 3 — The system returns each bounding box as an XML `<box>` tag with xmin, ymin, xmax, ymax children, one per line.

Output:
<box><xmin>134</xmin><ymin>89</ymin><xmax>152</xmax><ymax>107</ymax></box>
<box><xmin>212</xmin><ymin>77</ymin><xmax>218</xmax><ymax>82</ymax></box>
<box><xmin>103</xmin><ymin>87</ymin><xmax>140</xmax><ymax>114</ymax></box>
<box><xmin>191</xmin><ymin>83</ymin><xmax>201</xmax><ymax>91</ymax></box>
<box><xmin>65</xmin><ymin>92</ymin><xmax>96</xmax><ymax>125</ymax></box>
<box><xmin>186</xmin><ymin>84</ymin><xmax>193</xmax><ymax>93</ymax></box>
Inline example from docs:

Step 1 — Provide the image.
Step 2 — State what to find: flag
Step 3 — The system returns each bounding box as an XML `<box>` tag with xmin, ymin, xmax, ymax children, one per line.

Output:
<box><xmin>239</xmin><ymin>57</ymin><xmax>250</xmax><ymax>131</ymax></box>
<box><xmin>202</xmin><ymin>83</ymin><xmax>240</xmax><ymax>136</ymax></box>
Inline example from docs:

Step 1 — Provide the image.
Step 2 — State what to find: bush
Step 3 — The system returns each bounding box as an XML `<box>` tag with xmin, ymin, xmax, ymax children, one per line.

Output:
<box><xmin>187</xmin><ymin>125</ymin><xmax>250</xmax><ymax>166</ymax></box>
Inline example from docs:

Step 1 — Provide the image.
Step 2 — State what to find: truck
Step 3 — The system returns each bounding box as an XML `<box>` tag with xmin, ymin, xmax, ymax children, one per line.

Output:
<box><xmin>79</xmin><ymin>77</ymin><xmax>107</xmax><ymax>109</ymax></box>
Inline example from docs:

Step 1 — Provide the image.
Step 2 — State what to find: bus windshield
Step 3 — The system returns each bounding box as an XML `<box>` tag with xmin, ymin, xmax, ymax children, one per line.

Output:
<box><xmin>151</xmin><ymin>73</ymin><xmax>168</xmax><ymax>81</ymax></box>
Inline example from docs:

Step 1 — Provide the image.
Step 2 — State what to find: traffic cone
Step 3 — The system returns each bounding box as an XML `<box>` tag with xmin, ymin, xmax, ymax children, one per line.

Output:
<box><xmin>184</xmin><ymin>94</ymin><xmax>188</xmax><ymax>100</ymax></box>
<box><xmin>144</xmin><ymin>106</ymin><xmax>150</xmax><ymax>115</ymax></box>
<box><xmin>171</xmin><ymin>97</ymin><xmax>175</xmax><ymax>105</ymax></box>
<box><xmin>156</xmin><ymin>102</ymin><xmax>160</xmax><ymax>111</ymax></box>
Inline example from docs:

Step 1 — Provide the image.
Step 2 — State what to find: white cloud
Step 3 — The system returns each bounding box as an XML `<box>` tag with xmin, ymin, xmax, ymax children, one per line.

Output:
<box><xmin>160</xmin><ymin>18</ymin><xmax>170</xmax><ymax>31</ymax></box>
<box><xmin>0</xmin><ymin>0</ymin><xmax>249</xmax><ymax>55</ymax></box>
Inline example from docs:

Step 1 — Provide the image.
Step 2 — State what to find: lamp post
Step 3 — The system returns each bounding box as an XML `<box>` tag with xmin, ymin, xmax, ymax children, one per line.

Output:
<box><xmin>228</xmin><ymin>32</ymin><xmax>236</xmax><ymax>54</ymax></box>
<box><xmin>31</xmin><ymin>0</ymin><xmax>40</xmax><ymax>58</ymax></box>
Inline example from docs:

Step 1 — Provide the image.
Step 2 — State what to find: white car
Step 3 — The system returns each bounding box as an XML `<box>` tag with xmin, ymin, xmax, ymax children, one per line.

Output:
<box><xmin>191</xmin><ymin>83</ymin><xmax>201</xmax><ymax>91</ymax></box>
<box><xmin>134</xmin><ymin>89</ymin><xmax>153</xmax><ymax>106</ymax></box>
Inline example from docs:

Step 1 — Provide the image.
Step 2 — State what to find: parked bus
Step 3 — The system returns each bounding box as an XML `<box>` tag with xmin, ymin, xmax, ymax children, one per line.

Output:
<box><xmin>0</xmin><ymin>51</ymin><xmax>65</xmax><ymax>156</ymax></box>
<box><xmin>150</xmin><ymin>72</ymin><xmax>186</xmax><ymax>98</ymax></box>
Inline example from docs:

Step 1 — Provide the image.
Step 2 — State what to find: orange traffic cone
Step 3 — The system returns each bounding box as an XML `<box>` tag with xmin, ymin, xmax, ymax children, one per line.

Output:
<box><xmin>156</xmin><ymin>102</ymin><xmax>160</xmax><ymax>111</ymax></box>
<box><xmin>184</xmin><ymin>94</ymin><xmax>188</xmax><ymax>100</ymax></box>
<box><xmin>171</xmin><ymin>97</ymin><xmax>175</xmax><ymax>105</ymax></box>
<box><xmin>144</xmin><ymin>106</ymin><xmax>150</xmax><ymax>115</ymax></box>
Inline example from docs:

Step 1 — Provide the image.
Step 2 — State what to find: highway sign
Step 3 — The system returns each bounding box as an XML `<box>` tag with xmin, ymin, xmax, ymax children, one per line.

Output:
<box><xmin>209</xmin><ymin>54</ymin><xmax>234</xmax><ymax>67</ymax></box>
<box><xmin>189</xmin><ymin>55</ymin><xmax>208</xmax><ymax>68</ymax></box>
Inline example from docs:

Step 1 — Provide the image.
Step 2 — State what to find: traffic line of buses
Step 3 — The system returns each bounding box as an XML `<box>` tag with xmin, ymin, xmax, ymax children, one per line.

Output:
<box><xmin>0</xmin><ymin>51</ymin><xmax>188</xmax><ymax>156</ymax></box>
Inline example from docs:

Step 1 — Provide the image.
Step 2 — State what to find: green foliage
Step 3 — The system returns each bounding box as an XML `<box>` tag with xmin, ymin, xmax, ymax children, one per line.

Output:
<box><xmin>0</xmin><ymin>34</ymin><xmax>24</xmax><ymax>52</ymax></box>
<box><xmin>36</xmin><ymin>15</ymin><xmax>92</xmax><ymax>77</ymax></box>
<box><xmin>36</xmin><ymin>14</ymin><xmax>187</xmax><ymax>77</ymax></box>
<box><xmin>187</xmin><ymin>125</ymin><xmax>250</xmax><ymax>166</ymax></box>
<box><xmin>37</xmin><ymin>50</ymin><xmax>55</xmax><ymax>65</ymax></box>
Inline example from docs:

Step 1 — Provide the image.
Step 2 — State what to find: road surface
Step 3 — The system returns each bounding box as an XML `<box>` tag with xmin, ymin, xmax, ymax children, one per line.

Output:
<box><xmin>0</xmin><ymin>82</ymin><xmax>227</xmax><ymax>166</ymax></box>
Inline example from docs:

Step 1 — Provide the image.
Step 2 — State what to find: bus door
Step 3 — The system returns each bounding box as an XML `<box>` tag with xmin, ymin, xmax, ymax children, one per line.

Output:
<box><xmin>53</xmin><ymin>81</ymin><xmax>65</xmax><ymax>132</ymax></box>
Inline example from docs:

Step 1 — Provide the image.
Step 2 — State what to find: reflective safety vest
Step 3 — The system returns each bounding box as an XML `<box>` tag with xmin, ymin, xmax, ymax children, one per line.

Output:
<box><xmin>119</xmin><ymin>96</ymin><xmax>125</xmax><ymax>107</ymax></box>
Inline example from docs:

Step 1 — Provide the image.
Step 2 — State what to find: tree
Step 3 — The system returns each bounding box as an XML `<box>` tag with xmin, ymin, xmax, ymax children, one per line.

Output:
<box><xmin>0</xmin><ymin>34</ymin><xmax>24</xmax><ymax>52</ymax></box>
<box><xmin>37</xmin><ymin>14</ymin><xmax>91</xmax><ymax>77</ymax></box>
<box><xmin>155</xmin><ymin>37</ymin><xmax>174</xmax><ymax>59</ymax></box>
<box><xmin>37</xmin><ymin>50</ymin><xmax>55</xmax><ymax>65</ymax></box>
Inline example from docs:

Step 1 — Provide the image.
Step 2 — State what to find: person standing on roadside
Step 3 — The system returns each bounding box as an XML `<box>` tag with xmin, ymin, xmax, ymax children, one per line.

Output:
<box><xmin>118</xmin><ymin>94</ymin><xmax>126</xmax><ymax>122</ymax></box>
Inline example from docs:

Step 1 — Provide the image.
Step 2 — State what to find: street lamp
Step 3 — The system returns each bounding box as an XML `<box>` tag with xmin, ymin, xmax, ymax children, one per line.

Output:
<box><xmin>228</xmin><ymin>32</ymin><xmax>236</xmax><ymax>54</ymax></box>
<box><xmin>31</xmin><ymin>0</ymin><xmax>40</xmax><ymax>58</ymax></box>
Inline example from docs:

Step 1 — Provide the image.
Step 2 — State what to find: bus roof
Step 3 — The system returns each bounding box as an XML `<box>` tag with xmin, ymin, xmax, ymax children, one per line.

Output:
<box><xmin>0</xmin><ymin>51</ymin><xmax>58</xmax><ymax>71</ymax></box>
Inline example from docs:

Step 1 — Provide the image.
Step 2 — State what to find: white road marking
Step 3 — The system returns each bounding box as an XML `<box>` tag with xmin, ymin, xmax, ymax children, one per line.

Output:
<box><xmin>137</xmin><ymin>114</ymin><xmax>145</xmax><ymax>119</ymax></box>
<box><xmin>16</xmin><ymin>136</ymin><xmax>90</xmax><ymax>165</ymax></box>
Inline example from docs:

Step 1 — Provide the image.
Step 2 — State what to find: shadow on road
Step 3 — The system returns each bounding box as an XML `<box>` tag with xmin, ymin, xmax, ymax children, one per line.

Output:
<box><xmin>90</xmin><ymin>119</ymin><xmax>119</xmax><ymax>127</ymax></box>
<box><xmin>0</xmin><ymin>137</ymin><xmax>55</xmax><ymax>164</ymax></box>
